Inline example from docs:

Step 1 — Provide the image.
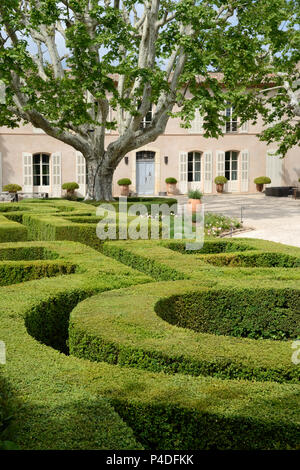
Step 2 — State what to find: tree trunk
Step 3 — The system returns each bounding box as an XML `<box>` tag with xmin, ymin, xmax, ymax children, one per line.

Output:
<box><xmin>85</xmin><ymin>157</ymin><xmax>115</xmax><ymax>201</ymax></box>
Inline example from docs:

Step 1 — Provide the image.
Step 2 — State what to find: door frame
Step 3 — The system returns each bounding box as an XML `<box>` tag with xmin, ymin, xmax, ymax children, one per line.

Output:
<box><xmin>224</xmin><ymin>150</ymin><xmax>239</xmax><ymax>193</ymax></box>
<box><xmin>136</xmin><ymin>159</ymin><xmax>155</xmax><ymax>195</ymax></box>
<box><xmin>131</xmin><ymin>146</ymin><xmax>161</xmax><ymax>195</ymax></box>
<box><xmin>186</xmin><ymin>150</ymin><xmax>204</xmax><ymax>193</ymax></box>
<box><xmin>32</xmin><ymin>152</ymin><xmax>51</xmax><ymax>195</ymax></box>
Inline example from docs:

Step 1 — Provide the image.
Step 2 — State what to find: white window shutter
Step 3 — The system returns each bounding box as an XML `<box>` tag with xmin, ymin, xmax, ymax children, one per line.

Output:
<box><xmin>178</xmin><ymin>151</ymin><xmax>188</xmax><ymax>194</ymax></box>
<box><xmin>51</xmin><ymin>151</ymin><xmax>61</xmax><ymax>197</ymax></box>
<box><xmin>203</xmin><ymin>151</ymin><xmax>213</xmax><ymax>193</ymax></box>
<box><xmin>76</xmin><ymin>151</ymin><xmax>86</xmax><ymax>197</ymax></box>
<box><xmin>221</xmin><ymin>110</ymin><xmax>227</xmax><ymax>134</ymax></box>
<box><xmin>216</xmin><ymin>151</ymin><xmax>225</xmax><ymax>176</ymax></box>
<box><xmin>241</xmin><ymin>149</ymin><xmax>249</xmax><ymax>192</ymax></box>
<box><xmin>239</xmin><ymin>120</ymin><xmax>249</xmax><ymax>133</ymax></box>
<box><xmin>22</xmin><ymin>152</ymin><xmax>33</xmax><ymax>192</ymax></box>
<box><xmin>266</xmin><ymin>150</ymin><xmax>283</xmax><ymax>187</ymax></box>
<box><xmin>188</xmin><ymin>109</ymin><xmax>203</xmax><ymax>134</ymax></box>
<box><xmin>0</xmin><ymin>152</ymin><xmax>2</xmax><ymax>193</ymax></box>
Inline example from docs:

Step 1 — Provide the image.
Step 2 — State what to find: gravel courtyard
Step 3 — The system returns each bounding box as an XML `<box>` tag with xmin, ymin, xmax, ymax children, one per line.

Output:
<box><xmin>177</xmin><ymin>193</ymin><xmax>300</xmax><ymax>248</ymax></box>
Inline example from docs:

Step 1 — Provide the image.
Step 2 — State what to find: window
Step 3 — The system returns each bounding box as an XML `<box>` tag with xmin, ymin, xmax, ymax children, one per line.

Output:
<box><xmin>188</xmin><ymin>151</ymin><xmax>201</xmax><ymax>182</ymax></box>
<box><xmin>140</xmin><ymin>106</ymin><xmax>152</xmax><ymax>129</ymax></box>
<box><xmin>225</xmin><ymin>151</ymin><xmax>238</xmax><ymax>181</ymax></box>
<box><xmin>225</xmin><ymin>106</ymin><xmax>238</xmax><ymax>133</ymax></box>
<box><xmin>33</xmin><ymin>153</ymin><xmax>50</xmax><ymax>186</ymax></box>
<box><xmin>136</xmin><ymin>151</ymin><xmax>155</xmax><ymax>161</ymax></box>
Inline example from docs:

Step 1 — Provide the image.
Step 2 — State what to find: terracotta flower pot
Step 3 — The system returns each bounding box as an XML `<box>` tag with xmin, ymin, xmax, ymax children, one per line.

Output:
<box><xmin>188</xmin><ymin>198</ymin><xmax>202</xmax><ymax>213</ymax></box>
<box><xmin>256</xmin><ymin>183</ymin><xmax>264</xmax><ymax>192</ymax></box>
<box><xmin>166</xmin><ymin>183</ymin><xmax>177</xmax><ymax>195</ymax></box>
<box><xmin>120</xmin><ymin>185</ymin><xmax>130</xmax><ymax>196</ymax></box>
<box><xmin>216</xmin><ymin>184</ymin><xmax>224</xmax><ymax>193</ymax></box>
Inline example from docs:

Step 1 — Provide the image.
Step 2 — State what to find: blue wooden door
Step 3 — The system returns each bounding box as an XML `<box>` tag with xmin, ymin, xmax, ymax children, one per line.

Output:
<box><xmin>136</xmin><ymin>161</ymin><xmax>155</xmax><ymax>195</ymax></box>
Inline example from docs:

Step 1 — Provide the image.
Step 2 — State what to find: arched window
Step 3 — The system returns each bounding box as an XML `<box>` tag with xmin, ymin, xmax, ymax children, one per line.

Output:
<box><xmin>188</xmin><ymin>151</ymin><xmax>201</xmax><ymax>182</ymax></box>
<box><xmin>225</xmin><ymin>151</ymin><xmax>238</xmax><ymax>181</ymax></box>
<box><xmin>33</xmin><ymin>153</ymin><xmax>50</xmax><ymax>186</ymax></box>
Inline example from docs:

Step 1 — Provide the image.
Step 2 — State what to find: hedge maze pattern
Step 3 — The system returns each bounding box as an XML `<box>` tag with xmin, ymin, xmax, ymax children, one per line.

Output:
<box><xmin>0</xmin><ymin>200</ymin><xmax>299</xmax><ymax>450</ymax></box>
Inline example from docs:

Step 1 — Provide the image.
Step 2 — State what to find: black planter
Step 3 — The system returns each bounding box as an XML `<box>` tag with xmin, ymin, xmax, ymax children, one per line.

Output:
<box><xmin>265</xmin><ymin>186</ymin><xmax>294</xmax><ymax>197</ymax></box>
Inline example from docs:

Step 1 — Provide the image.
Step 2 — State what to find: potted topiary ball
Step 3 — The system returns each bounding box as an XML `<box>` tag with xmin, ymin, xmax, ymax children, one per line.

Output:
<box><xmin>188</xmin><ymin>189</ymin><xmax>203</xmax><ymax>213</ymax></box>
<box><xmin>165</xmin><ymin>177</ymin><xmax>177</xmax><ymax>195</ymax></box>
<box><xmin>214</xmin><ymin>176</ymin><xmax>228</xmax><ymax>193</ymax></box>
<box><xmin>117</xmin><ymin>178</ymin><xmax>132</xmax><ymax>196</ymax></box>
<box><xmin>62</xmin><ymin>182</ymin><xmax>79</xmax><ymax>199</ymax></box>
<box><xmin>3</xmin><ymin>184</ymin><xmax>22</xmax><ymax>194</ymax></box>
<box><xmin>254</xmin><ymin>176</ymin><xmax>271</xmax><ymax>192</ymax></box>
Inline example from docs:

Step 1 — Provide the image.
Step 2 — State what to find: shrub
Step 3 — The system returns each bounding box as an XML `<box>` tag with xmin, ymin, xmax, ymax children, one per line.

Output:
<box><xmin>62</xmin><ymin>182</ymin><xmax>79</xmax><ymax>191</ymax></box>
<box><xmin>3</xmin><ymin>184</ymin><xmax>22</xmax><ymax>192</ymax></box>
<box><xmin>156</xmin><ymin>287</ymin><xmax>300</xmax><ymax>341</ymax></box>
<box><xmin>1</xmin><ymin>201</ymin><xmax>300</xmax><ymax>450</ymax></box>
<box><xmin>117</xmin><ymin>178</ymin><xmax>132</xmax><ymax>186</ymax></box>
<box><xmin>254</xmin><ymin>176</ymin><xmax>271</xmax><ymax>185</ymax></box>
<box><xmin>69</xmin><ymin>279</ymin><xmax>300</xmax><ymax>383</ymax></box>
<box><xmin>0</xmin><ymin>215</ymin><xmax>27</xmax><ymax>242</ymax></box>
<box><xmin>214</xmin><ymin>176</ymin><xmax>228</xmax><ymax>185</ymax></box>
<box><xmin>188</xmin><ymin>189</ymin><xmax>203</xmax><ymax>199</ymax></box>
<box><xmin>165</xmin><ymin>177</ymin><xmax>177</xmax><ymax>184</ymax></box>
<box><xmin>0</xmin><ymin>260</ymin><xmax>76</xmax><ymax>286</ymax></box>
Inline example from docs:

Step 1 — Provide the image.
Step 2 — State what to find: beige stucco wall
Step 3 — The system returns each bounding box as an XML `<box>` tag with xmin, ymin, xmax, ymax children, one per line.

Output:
<box><xmin>0</xmin><ymin>113</ymin><xmax>299</xmax><ymax>197</ymax></box>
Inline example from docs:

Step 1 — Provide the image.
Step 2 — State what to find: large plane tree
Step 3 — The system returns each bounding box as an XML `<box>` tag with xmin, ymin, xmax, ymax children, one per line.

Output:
<box><xmin>0</xmin><ymin>0</ymin><xmax>298</xmax><ymax>200</ymax></box>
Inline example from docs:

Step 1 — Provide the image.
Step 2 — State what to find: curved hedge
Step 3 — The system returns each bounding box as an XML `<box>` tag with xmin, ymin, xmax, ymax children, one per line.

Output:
<box><xmin>69</xmin><ymin>282</ymin><xmax>300</xmax><ymax>383</ymax></box>
<box><xmin>0</xmin><ymin>215</ymin><xmax>27</xmax><ymax>243</ymax></box>
<box><xmin>0</xmin><ymin>201</ymin><xmax>299</xmax><ymax>450</ymax></box>
<box><xmin>0</xmin><ymin>240</ymin><xmax>151</xmax><ymax>450</ymax></box>
<box><xmin>156</xmin><ymin>287</ymin><xmax>300</xmax><ymax>340</ymax></box>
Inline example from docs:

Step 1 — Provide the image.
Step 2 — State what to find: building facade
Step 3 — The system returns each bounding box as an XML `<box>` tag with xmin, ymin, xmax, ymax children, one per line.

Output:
<box><xmin>0</xmin><ymin>105</ymin><xmax>299</xmax><ymax>198</ymax></box>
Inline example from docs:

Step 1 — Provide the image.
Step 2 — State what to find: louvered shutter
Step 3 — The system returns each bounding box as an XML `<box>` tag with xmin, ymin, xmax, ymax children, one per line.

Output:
<box><xmin>266</xmin><ymin>150</ymin><xmax>283</xmax><ymax>187</ymax></box>
<box><xmin>178</xmin><ymin>151</ymin><xmax>188</xmax><ymax>194</ymax></box>
<box><xmin>216</xmin><ymin>151</ymin><xmax>225</xmax><ymax>176</ymax></box>
<box><xmin>239</xmin><ymin>121</ymin><xmax>249</xmax><ymax>133</ymax></box>
<box><xmin>51</xmin><ymin>151</ymin><xmax>61</xmax><ymax>197</ymax></box>
<box><xmin>241</xmin><ymin>149</ymin><xmax>249</xmax><ymax>192</ymax></box>
<box><xmin>203</xmin><ymin>151</ymin><xmax>213</xmax><ymax>193</ymax></box>
<box><xmin>221</xmin><ymin>109</ymin><xmax>227</xmax><ymax>133</ymax></box>
<box><xmin>22</xmin><ymin>152</ymin><xmax>33</xmax><ymax>193</ymax></box>
<box><xmin>76</xmin><ymin>152</ymin><xmax>87</xmax><ymax>197</ymax></box>
<box><xmin>189</xmin><ymin>109</ymin><xmax>203</xmax><ymax>134</ymax></box>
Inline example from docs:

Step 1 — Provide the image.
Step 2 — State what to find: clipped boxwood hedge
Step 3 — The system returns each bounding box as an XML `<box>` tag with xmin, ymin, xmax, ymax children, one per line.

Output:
<box><xmin>0</xmin><ymin>240</ymin><xmax>151</xmax><ymax>450</ymax></box>
<box><xmin>69</xmin><ymin>281</ymin><xmax>300</xmax><ymax>383</ymax></box>
<box><xmin>1</xmin><ymin>251</ymin><xmax>298</xmax><ymax>449</ymax></box>
<box><xmin>0</xmin><ymin>201</ymin><xmax>299</xmax><ymax>450</ymax></box>
<box><xmin>156</xmin><ymin>287</ymin><xmax>300</xmax><ymax>340</ymax></box>
<box><xmin>0</xmin><ymin>260</ymin><xmax>76</xmax><ymax>286</ymax></box>
<box><xmin>0</xmin><ymin>215</ymin><xmax>27</xmax><ymax>242</ymax></box>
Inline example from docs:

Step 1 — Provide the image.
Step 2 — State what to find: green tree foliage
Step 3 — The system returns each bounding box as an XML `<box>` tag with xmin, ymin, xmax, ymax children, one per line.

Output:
<box><xmin>0</xmin><ymin>1</ymin><xmax>298</xmax><ymax>199</ymax></box>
